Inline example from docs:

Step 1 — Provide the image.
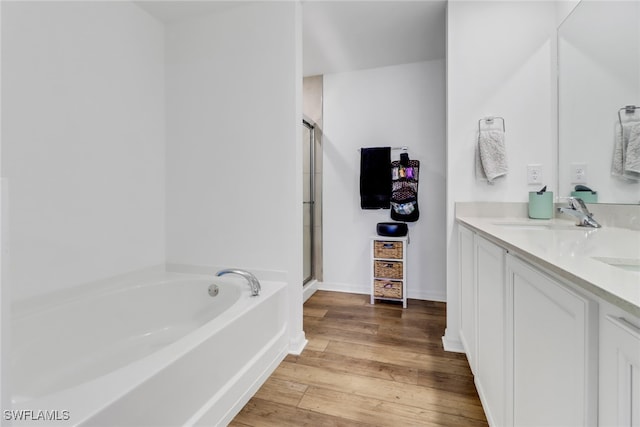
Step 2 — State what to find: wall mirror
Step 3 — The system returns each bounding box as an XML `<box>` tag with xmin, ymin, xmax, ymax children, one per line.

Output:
<box><xmin>558</xmin><ymin>0</ymin><xmax>640</xmax><ymax>204</ymax></box>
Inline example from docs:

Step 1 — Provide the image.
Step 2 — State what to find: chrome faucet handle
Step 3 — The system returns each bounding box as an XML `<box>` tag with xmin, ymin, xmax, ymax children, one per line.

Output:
<box><xmin>558</xmin><ymin>197</ymin><xmax>601</xmax><ymax>228</ymax></box>
<box><xmin>567</xmin><ymin>196</ymin><xmax>588</xmax><ymax>213</ymax></box>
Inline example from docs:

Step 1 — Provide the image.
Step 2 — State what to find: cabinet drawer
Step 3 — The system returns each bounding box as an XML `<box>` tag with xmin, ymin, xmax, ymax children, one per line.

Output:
<box><xmin>374</xmin><ymin>241</ymin><xmax>403</xmax><ymax>259</ymax></box>
<box><xmin>374</xmin><ymin>279</ymin><xmax>403</xmax><ymax>299</ymax></box>
<box><xmin>374</xmin><ymin>260</ymin><xmax>403</xmax><ymax>279</ymax></box>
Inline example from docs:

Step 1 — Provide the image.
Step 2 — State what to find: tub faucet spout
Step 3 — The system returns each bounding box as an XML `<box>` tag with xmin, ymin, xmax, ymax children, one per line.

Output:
<box><xmin>216</xmin><ymin>269</ymin><xmax>261</xmax><ymax>296</ymax></box>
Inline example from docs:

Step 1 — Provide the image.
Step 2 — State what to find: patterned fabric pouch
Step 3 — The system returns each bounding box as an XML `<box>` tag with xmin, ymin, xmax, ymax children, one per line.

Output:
<box><xmin>390</xmin><ymin>158</ymin><xmax>420</xmax><ymax>222</ymax></box>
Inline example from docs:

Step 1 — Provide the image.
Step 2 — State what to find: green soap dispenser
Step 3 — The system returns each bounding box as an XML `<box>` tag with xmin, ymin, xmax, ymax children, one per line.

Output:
<box><xmin>570</xmin><ymin>184</ymin><xmax>598</xmax><ymax>203</ymax></box>
<box><xmin>528</xmin><ymin>185</ymin><xmax>554</xmax><ymax>219</ymax></box>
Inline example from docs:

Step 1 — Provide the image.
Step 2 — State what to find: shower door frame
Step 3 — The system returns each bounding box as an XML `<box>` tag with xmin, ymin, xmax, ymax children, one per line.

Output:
<box><xmin>302</xmin><ymin>119</ymin><xmax>316</xmax><ymax>285</ymax></box>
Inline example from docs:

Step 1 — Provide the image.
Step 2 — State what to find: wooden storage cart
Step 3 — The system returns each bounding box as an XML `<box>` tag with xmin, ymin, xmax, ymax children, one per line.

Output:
<box><xmin>371</xmin><ymin>236</ymin><xmax>408</xmax><ymax>308</ymax></box>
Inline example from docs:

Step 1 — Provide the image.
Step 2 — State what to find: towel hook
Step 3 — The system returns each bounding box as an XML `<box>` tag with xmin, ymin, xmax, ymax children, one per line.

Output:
<box><xmin>478</xmin><ymin>116</ymin><xmax>505</xmax><ymax>133</ymax></box>
<box><xmin>618</xmin><ymin>105</ymin><xmax>639</xmax><ymax>129</ymax></box>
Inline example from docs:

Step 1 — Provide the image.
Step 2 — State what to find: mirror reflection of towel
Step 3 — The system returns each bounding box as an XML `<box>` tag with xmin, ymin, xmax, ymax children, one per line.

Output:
<box><xmin>626</xmin><ymin>124</ymin><xmax>640</xmax><ymax>176</ymax></box>
<box><xmin>360</xmin><ymin>147</ymin><xmax>391</xmax><ymax>209</ymax></box>
<box><xmin>613</xmin><ymin>120</ymin><xmax>640</xmax><ymax>181</ymax></box>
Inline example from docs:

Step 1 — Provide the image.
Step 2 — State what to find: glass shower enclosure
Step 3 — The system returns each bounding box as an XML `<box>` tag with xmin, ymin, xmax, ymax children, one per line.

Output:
<box><xmin>302</xmin><ymin>119</ymin><xmax>315</xmax><ymax>284</ymax></box>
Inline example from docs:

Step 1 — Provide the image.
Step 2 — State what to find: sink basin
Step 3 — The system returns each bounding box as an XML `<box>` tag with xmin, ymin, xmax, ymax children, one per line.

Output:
<box><xmin>592</xmin><ymin>257</ymin><xmax>640</xmax><ymax>273</ymax></box>
<box><xmin>492</xmin><ymin>221</ymin><xmax>584</xmax><ymax>231</ymax></box>
<box><xmin>492</xmin><ymin>222</ymin><xmax>552</xmax><ymax>230</ymax></box>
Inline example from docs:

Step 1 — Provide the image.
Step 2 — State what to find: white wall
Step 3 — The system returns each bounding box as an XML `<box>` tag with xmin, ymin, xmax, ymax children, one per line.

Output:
<box><xmin>1</xmin><ymin>2</ymin><xmax>165</xmax><ymax>301</ymax></box>
<box><xmin>0</xmin><ymin>179</ymin><xmax>7</xmax><ymax>416</ymax></box>
<box><xmin>164</xmin><ymin>2</ymin><xmax>304</xmax><ymax>350</ymax></box>
<box><xmin>323</xmin><ymin>60</ymin><xmax>446</xmax><ymax>301</ymax></box>
<box><xmin>556</xmin><ymin>0</ymin><xmax>580</xmax><ymax>26</ymax></box>
<box><xmin>0</xmin><ymin>0</ymin><xmax>7</xmax><ymax>414</ymax></box>
<box><xmin>445</xmin><ymin>1</ymin><xmax>558</xmax><ymax>349</ymax></box>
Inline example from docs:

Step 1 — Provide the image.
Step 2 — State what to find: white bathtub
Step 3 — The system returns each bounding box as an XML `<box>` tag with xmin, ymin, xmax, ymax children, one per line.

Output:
<box><xmin>10</xmin><ymin>271</ymin><xmax>288</xmax><ymax>426</ymax></box>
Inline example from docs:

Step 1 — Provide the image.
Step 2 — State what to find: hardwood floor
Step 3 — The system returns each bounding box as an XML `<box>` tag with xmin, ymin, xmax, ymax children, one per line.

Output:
<box><xmin>230</xmin><ymin>291</ymin><xmax>487</xmax><ymax>426</ymax></box>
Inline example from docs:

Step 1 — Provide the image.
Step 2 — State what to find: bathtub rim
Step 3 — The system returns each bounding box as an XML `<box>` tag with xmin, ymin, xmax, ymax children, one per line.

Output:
<box><xmin>11</xmin><ymin>264</ymin><xmax>289</xmax><ymax>320</ymax></box>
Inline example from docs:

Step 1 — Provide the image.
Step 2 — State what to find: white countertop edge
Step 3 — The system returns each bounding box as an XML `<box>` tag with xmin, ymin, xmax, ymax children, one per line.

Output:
<box><xmin>456</xmin><ymin>215</ymin><xmax>640</xmax><ymax>318</ymax></box>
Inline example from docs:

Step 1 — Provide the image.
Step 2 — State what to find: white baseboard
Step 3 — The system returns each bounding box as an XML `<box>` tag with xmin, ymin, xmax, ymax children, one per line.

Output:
<box><xmin>317</xmin><ymin>281</ymin><xmax>370</xmax><ymax>295</ymax></box>
<box><xmin>302</xmin><ymin>280</ymin><xmax>318</xmax><ymax>303</ymax></box>
<box><xmin>442</xmin><ymin>327</ymin><xmax>465</xmax><ymax>353</ymax></box>
<box><xmin>318</xmin><ymin>282</ymin><xmax>446</xmax><ymax>303</ymax></box>
<box><xmin>288</xmin><ymin>331</ymin><xmax>307</xmax><ymax>356</ymax></box>
<box><xmin>408</xmin><ymin>290</ymin><xmax>447</xmax><ymax>302</ymax></box>
<box><xmin>474</xmin><ymin>376</ymin><xmax>495</xmax><ymax>427</ymax></box>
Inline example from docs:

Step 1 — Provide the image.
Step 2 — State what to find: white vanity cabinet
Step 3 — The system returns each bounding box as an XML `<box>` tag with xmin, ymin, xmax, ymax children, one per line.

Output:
<box><xmin>506</xmin><ymin>254</ymin><xmax>597</xmax><ymax>427</ymax></box>
<box><xmin>599</xmin><ymin>301</ymin><xmax>640</xmax><ymax>427</ymax></box>
<box><xmin>457</xmin><ymin>223</ymin><xmax>600</xmax><ymax>427</ymax></box>
<box><xmin>458</xmin><ymin>225</ymin><xmax>476</xmax><ymax>373</ymax></box>
<box><xmin>475</xmin><ymin>236</ymin><xmax>507</xmax><ymax>427</ymax></box>
<box><xmin>457</xmin><ymin>226</ymin><xmax>507</xmax><ymax>426</ymax></box>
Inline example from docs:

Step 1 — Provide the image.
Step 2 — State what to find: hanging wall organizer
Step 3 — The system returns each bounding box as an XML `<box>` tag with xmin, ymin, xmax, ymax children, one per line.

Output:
<box><xmin>390</xmin><ymin>148</ymin><xmax>420</xmax><ymax>222</ymax></box>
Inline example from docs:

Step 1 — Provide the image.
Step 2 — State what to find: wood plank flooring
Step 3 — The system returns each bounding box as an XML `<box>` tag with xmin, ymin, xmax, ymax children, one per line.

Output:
<box><xmin>230</xmin><ymin>291</ymin><xmax>487</xmax><ymax>426</ymax></box>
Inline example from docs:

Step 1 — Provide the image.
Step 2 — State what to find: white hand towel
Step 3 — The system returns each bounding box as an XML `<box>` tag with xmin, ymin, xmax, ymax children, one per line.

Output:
<box><xmin>612</xmin><ymin>121</ymin><xmax>625</xmax><ymax>177</ymax></box>
<box><xmin>477</xmin><ymin>129</ymin><xmax>508</xmax><ymax>183</ymax></box>
<box><xmin>475</xmin><ymin>145</ymin><xmax>487</xmax><ymax>180</ymax></box>
<box><xmin>624</xmin><ymin>122</ymin><xmax>640</xmax><ymax>176</ymax></box>
<box><xmin>612</xmin><ymin>119</ymin><xmax>640</xmax><ymax>181</ymax></box>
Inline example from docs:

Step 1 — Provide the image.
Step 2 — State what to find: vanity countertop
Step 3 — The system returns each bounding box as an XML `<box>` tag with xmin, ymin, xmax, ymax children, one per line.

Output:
<box><xmin>457</xmin><ymin>215</ymin><xmax>640</xmax><ymax>317</ymax></box>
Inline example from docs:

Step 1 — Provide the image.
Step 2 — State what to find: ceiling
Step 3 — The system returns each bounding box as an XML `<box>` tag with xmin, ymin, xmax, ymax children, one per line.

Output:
<box><xmin>302</xmin><ymin>1</ymin><xmax>446</xmax><ymax>76</ymax></box>
<box><xmin>134</xmin><ymin>0</ymin><xmax>447</xmax><ymax>77</ymax></box>
<box><xmin>134</xmin><ymin>1</ymin><xmax>250</xmax><ymax>23</ymax></box>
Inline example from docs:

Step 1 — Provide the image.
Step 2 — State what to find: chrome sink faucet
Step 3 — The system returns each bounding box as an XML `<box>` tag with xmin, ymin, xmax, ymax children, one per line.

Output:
<box><xmin>557</xmin><ymin>197</ymin><xmax>601</xmax><ymax>228</ymax></box>
<box><xmin>216</xmin><ymin>269</ymin><xmax>261</xmax><ymax>296</ymax></box>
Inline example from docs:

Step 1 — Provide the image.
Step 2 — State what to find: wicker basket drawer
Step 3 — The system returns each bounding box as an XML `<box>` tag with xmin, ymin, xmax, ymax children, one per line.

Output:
<box><xmin>374</xmin><ymin>260</ymin><xmax>403</xmax><ymax>279</ymax></box>
<box><xmin>374</xmin><ymin>279</ymin><xmax>403</xmax><ymax>299</ymax></box>
<box><xmin>374</xmin><ymin>240</ymin><xmax>403</xmax><ymax>259</ymax></box>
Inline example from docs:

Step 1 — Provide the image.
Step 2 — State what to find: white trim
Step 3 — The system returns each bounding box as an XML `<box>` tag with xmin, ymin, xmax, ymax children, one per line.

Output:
<box><xmin>319</xmin><ymin>281</ymin><xmax>446</xmax><ymax>302</ymax></box>
<box><xmin>408</xmin><ymin>290</ymin><xmax>447</xmax><ymax>302</ymax></box>
<box><xmin>606</xmin><ymin>315</ymin><xmax>640</xmax><ymax>340</ymax></box>
<box><xmin>441</xmin><ymin>328</ymin><xmax>465</xmax><ymax>353</ymax></box>
<box><xmin>318</xmin><ymin>281</ymin><xmax>369</xmax><ymax>295</ymax></box>
<box><xmin>0</xmin><ymin>1</ymin><xmax>5</xmax><ymax>412</ymax></box>
<box><xmin>303</xmin><ymin>280</ymin><xmax>318</xmax><ymax>303</ymax></box>
<box><xmin>475</xmin><ymin>376</ymin><xmax>496</xmax><ymax>427</ymax></box>
<box><xmin>288</xmin><ymin>331</ymin><xmax>307</xmax><ymax>356</ymax></box>
<box><xmin>0</xmin><ymin>179</ymin><xmax>9</xmax><ymax>416</ymax></box>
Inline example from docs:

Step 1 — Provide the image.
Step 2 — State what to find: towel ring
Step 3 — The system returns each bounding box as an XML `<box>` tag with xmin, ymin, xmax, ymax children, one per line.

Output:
<box><xmin>618</xmin><ymin>105</ymin><xmax>639</xmax><ymax>129</ymax></box>
<box><xmin>478</xmin><ymin>116</ymin><xmax>505</xmax><ymax>133</ymax></box>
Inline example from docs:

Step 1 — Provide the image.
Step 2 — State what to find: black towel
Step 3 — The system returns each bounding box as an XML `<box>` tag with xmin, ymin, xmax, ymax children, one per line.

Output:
<box><xmin>360</xmin><ymin>147</ymin><xmax>391</xmax><ymax>209</ymax></box>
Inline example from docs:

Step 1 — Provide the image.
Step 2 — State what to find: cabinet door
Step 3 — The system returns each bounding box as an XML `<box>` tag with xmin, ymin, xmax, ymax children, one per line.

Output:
<box><xmin>507</xmin><ymin>254</ymin><xmax>596</xmax><ymax>427</ymax></box>
<box><xmin>600</xmin><ymin>310</ymin><xmax>640</xmax><ymax>427</ymax></box>
<box><xmin>458</xmin><ymin>225</ymin><xmax>476</xmax><ymax>373</ymax></box>
<box><xmin>476</xmin><ymin>236</ymin><xmax>506</xmax><ymax>427</ymax></box>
